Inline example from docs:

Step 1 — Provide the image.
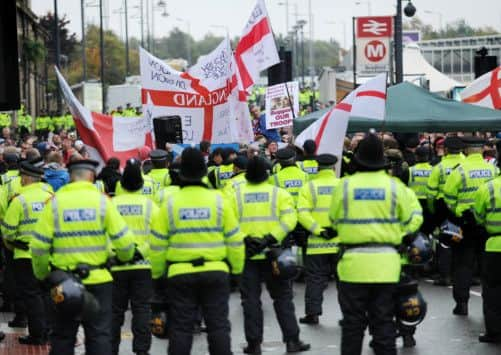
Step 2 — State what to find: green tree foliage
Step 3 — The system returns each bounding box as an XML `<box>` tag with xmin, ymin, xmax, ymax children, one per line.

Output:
<box><xmin>39</xmin><ymin>13</ymin><xmax>78</xmax><ymax>65</ymax></box>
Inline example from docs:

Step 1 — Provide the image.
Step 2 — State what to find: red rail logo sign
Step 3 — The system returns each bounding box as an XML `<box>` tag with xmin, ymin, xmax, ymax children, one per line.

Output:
<box><xmin>364</xmin><ymin>40</ymin><xmax>387</xmax><ymax>62</ymax></box>
<box><xmin>356</xmin><ymin>16</ymin><xmax>393</xmax><ymax>38</ymax></box>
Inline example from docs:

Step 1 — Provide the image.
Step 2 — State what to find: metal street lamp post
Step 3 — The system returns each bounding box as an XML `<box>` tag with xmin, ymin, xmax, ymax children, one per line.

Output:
<box><xmin>395</xmin><ymin>0</ymin><xmax>416</xmax><ymax>83</ymax></box>
<box><xmin>296</xmin><ymin>20</ymin><xmax>307</xmax><ymax>87</ymax></box>
<box><xmin>54</xmin><ymin>0</ymin><xmax>62</xmax><ymax>112</ymax></box>
<box><xmin>99</xmin><ymin>0</ymin><xmax>105</xmax><ymax>112</ymax></box>
<box><xmin>81</xmin><ymin>0</ymin><xmax>87</xmax><ymax>82</ymax></box>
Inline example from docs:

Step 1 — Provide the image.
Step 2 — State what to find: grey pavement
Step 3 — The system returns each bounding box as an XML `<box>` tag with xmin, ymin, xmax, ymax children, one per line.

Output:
<box><xmin>114</xmin><ymin>279</ymin><xmax>501</xmax><ymax>355</ymax></box>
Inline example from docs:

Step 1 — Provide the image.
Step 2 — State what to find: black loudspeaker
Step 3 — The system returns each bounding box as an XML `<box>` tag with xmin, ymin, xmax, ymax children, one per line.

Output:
<box><xmin>474</xmin><ymin>54</ymin><xmax>498</xmax><ymax>78</ymax></box>
<box><xmin>267</xmin><ymin>47</ymin><xmax>292</xmax><ymax>86</ymax></box>
<box><xmin>153</xmin><ymin>116</ymin><xmax>183</xmax><ymax>148</ymax></box>
<box><xmin>0</xmin><ymin>0</ymin><xmax>20</xmax><ymax>111</ymax></box>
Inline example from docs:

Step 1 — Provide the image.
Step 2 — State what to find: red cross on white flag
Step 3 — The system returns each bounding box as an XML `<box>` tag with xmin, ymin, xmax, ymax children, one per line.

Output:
<box><xmin>461</xmin><ymin>66</ymin><xmax>501</xmax><ymax>109</ymax></box>
<box><xmin>295</xmin><ymin>73</ymin><xmax>388</xmax><ymax>159</ymax></box>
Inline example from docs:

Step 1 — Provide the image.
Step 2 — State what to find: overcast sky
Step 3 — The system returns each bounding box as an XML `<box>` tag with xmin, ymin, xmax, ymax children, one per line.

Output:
<box><xmin>31</xmin><ymin>0</ymin><xmax>501</xmax><ymax>49</ymax></box>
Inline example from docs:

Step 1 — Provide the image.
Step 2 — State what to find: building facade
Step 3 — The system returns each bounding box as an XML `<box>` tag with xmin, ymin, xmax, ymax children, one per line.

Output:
<box><xmin>419</xmin><ymin>34</ymin><xmax>501</xmax><ymax>84</ymax></box>
<box><xmin>16</xmin><ymin>0</ymin><xmax>49</xmax><ymax>121</ymax></box>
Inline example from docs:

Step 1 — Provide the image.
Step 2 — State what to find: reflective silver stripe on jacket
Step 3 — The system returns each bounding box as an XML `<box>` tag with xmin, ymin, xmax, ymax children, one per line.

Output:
<box><xmin>169</xmin><ymin>241</ymin><xmax>225</xmax><ymax>249</ymax></box>
<box><xmin>343</xmin><ymin>246</ymin><xmax>397</xmax><ymax>254</ymax></box>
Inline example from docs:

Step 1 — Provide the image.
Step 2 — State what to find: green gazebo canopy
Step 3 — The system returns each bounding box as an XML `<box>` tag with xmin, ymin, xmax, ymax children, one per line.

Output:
<box><xmin>294</xmin><ymin>82</ymin><xmax>501</xmax><ymax>135</ymax></box>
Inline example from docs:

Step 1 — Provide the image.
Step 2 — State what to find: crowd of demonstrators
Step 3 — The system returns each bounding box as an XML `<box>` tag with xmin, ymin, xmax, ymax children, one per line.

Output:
<box><xmin>1</xmin><ymin>122</ymin><xmax>501</xmax><ymax>354</ymax></box>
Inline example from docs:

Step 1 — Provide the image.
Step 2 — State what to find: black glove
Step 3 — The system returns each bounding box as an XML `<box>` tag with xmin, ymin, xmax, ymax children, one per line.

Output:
<box><xmin>320</xmin><ymin>227</ymin><xmax>337</xmax><ymax>240</ymax></box>
<box><xmin>263</xmin><ymin>234</ymin><xmax>278</xmax><ymax>247</ymax></box>
<box><xmin>402</xmin><ymin>234</ymin><xmax>416</xmax><ymax>246</ymax></box>
<box><xmin>462</xmin><ymin>210</ymin><xmax>477</xmax><ymax>227</ymax></box>
<box><xmin>244</xmin><ymin>237</ymin><xmax>267</xmax><ymax>258</ymax></box>
<box><xmin>294</xmin><ymin>230</ymin><xmax>308</xmax><ymax>247</ymax></box>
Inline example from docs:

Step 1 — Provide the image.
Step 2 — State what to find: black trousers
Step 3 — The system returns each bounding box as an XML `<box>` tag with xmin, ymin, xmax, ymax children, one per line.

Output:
<box><xmin>436</xmin><ymin>243</ymin><xmax>452</xmax><ymax>280</ymax></box>
<box><xmin>338</xmin><ymin>282</ymin><xmax>397</xmax><ymax>355</ymax></box>
<box><xmin>241</xmin><ymin>259</ymin><xmax>300</xmax><ymax>343</ymax></box>
<box><xmin>304</xmin><ymin>253</ymin><xmax>338</xmax><ymax>316</ymax></box>
<box><xmin>14</xmin><ymin>258</ymin><xmax>46</xmax><ymax>338</ymax></box>
<box><xmin>111</xmin><ymin>269</ymin><xmax>152</xmax><ymax>355</ymax></box>
<box><xmin>418</xmin><ymin>199</ymin><xmax>435</xmax><ymax>235</ymax></box>
<box><xmin>452</xmin><ymin>237</ymin><xmax>479</xmax><ymax>303</ymax></box>
<box><xmin>49</xmin><ymin>282</ymin><xmax>112</xmax><ymax>355</ymax></box>
<box><xmin>481</xmin><ymin>252</ymin><xmax>501</xmax><ymax>336</ymax></box>
<box><xmin>3</xmin><ymin>249</ymin><xmax>26</xmax><ymax>317</ymax></box>
<box><xmin>167</xmin><ymin>271</ymin><xmax>232</xmax><ymax>355</ymax></box>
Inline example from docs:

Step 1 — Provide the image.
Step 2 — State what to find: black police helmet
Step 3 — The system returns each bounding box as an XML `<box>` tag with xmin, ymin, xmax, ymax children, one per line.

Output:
<box><xmin>396</xmin><ymin>291</ymin><xmax>427</xmax><ymax>327</ymax></box>
<box><xmin>150</xmin><ymin>294</ymin><xmax>169</xmax><ymax>338</ymax></box>
<box><xmin>48</xmin><ymin>270</ymin><xmax>100</xmax><ymax>320</ymax></box>
<box><xmin>438</xmin><ymin>220</ymin><xmax>463</xmax><ymax>247</ymax></box>
<box><xmin>150</xmin><ymin>311</ymin><xmax>168</xmax><ymax>338</ymax></box>
<box><xmin>406</xmin><ymin>233</ymin><xmax>433</xmax><ymax>265</ymax></box>
<box><xmin>267</xmin><ymin>248</ymin><xmax>299</xmax><ymax>281</ymax></box>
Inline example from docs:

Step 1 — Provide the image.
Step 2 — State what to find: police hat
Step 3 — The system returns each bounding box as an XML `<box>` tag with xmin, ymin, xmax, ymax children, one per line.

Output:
<box><xmin>415</xmin><ymin>146</ymin><xmax>431</xmax><ymax>159</ymax></box>
<box><xmin>461</xmin><ymin>136</ymin><xmax>486</xmax><ymax>147</ymax></box>
<box><xmin>233</xmin><ymin>155</ymin><xmax>248</xmax><ymax>170</ymax></box>
<box><xmin>149</xmin><ymin>149</ymin><xmax>168</xmax><ymax>161</ymax></box>
<box><xmin>276</xmin><ymin>148</ymin><xmax>296</xmax><ymax>164</ymax></box>
<box><xmin>179</xmin><ymin>147</ymin><xmax>207</xmax><ymax>182</ymax></box>
<box><xmin>19</xmin><ymin>158</ymin><xmax>44</xmax><ymax>178</ymax></box>
<box><xmin>66</xmin><ymin>159</ymin><xmax>99</xmax><ymax>173</ymax></box>
<box><xmin>303</xmin><ymin>140</ymin><xmax>317</xmax><ymax>155</ymax></box>
<box><xmin>121</xmin><ymin>158</ymin><xmax>144</xmax><ymax>192</ymax></box>
<box><xmin>353</xmin><ymin>133</ymin><xmax>388</xmax><ymax>170</ymax></box>
<box><xmin>444</xmin><ymin>137</ymin><xmax>465</xmax><ymax>151</ymax></box>
<box><xmin>245</xmin><ymin>156</ymin><xmax>269</xmax><ymax>184</ymax></box>
<box><xmin>316</xmin><ymin>154</ymin><xmax>338</xmax><ymax>167</ymax></box>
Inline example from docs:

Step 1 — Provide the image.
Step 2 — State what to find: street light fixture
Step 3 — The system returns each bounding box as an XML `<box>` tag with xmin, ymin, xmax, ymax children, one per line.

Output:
<box><xmin>157</xmin><ymin>0</ymin><xmax>166</xmax><ymax>6</ymax></box>
<box><xmin>277</xmin><ymin>1</ymin><xmax>290</xmax><ymax>34</ymax></box>
<box><xmin>395</xmin><ymin>0</ymin><xmax>417</xmax><ymax>83</ymax></box>
<box><xmin>295</xmin><ymin>20</ymin><xmax>307</xmax><ymax>86</ymax></box>
<box><xmin>151</xmin><ymin>1</ymin><xmax>167</xmax><ymax>55</ymax></box>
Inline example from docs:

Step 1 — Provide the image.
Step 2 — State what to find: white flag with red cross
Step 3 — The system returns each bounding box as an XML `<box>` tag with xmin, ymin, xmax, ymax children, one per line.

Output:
<box><xmin>55</xmin><ymin>67</ymin><xmax>153</xmax><ymax>166</ymax></box>
<box><xmin>295</xmin><ymin>73</ymin><xmax>387</xmax><ymax>159</ymax></box>
<box><xmin>140</xmin><ymin>45</ymin><xmax>238</xmax><ymax>144</ymax></box>
<box><xmin>461</xmin><ymin>66</ymin><xmax>501</xmax><ymax>109</ymax></box>
<box><xmin>234</xmin><ymin>0</ymin><xmax>280</xmax><ymax>92</ymax></box>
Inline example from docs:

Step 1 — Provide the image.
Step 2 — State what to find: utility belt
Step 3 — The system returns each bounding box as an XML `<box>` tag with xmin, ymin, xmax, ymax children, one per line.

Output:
<box><xmin>166</xmin><ymin>257</ymin><xmax>206</xmax><ymax>268</ymax></box>
<box><xmin>164</xmin><ymin>257</ymin><xmax>231</xmax><ymax>276</ymax></box>
<box><xmin>50</xmin><ymin>261</ymin><xmax>110</xmax><ymax>280</ymax></box>
<box><xmin>339</xmin><ymin>243</ymin><xmax>399</xmax><ymax>258</ymax></box>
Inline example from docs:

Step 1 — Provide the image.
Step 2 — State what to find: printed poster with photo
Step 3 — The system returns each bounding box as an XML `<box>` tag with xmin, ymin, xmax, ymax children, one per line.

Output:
<box><xmin>265</xmin><ymin>81</ymin><xmax>299</xmax><ymax>130</ymax></box>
